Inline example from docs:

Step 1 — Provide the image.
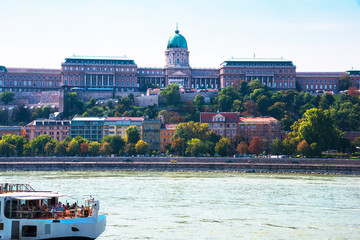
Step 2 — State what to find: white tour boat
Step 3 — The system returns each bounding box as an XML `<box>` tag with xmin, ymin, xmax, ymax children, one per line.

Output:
<box><xmin>0</xmin><ymin>183</ymin><xmax>106</xmax><ymax>240</ymax></box>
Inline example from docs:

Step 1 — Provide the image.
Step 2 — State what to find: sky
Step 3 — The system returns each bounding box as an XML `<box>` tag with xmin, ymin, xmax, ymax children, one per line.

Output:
<box><xmin>0</xmin><ymin>0</ymin><xmax>359</xmax><ymax>72</ymax></box>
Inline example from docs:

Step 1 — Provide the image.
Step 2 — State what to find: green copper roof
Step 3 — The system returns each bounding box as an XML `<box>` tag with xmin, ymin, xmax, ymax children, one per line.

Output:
<box><xmin>167</xmin><ymin>29</ymin><xmax>188</xmax><ymax>49</ymax></box>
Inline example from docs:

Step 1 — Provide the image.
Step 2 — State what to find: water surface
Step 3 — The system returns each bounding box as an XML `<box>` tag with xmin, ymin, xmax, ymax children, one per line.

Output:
<box><xmin>1</xmin><ymin>171</ymin><xmax>359</xmax><ymax>239</ymax></box>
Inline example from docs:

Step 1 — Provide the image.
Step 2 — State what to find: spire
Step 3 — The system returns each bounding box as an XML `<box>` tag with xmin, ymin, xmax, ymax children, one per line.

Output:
<box><xmin>175</xmin><ymin>22</ymin><xmax>179</xmax><ymax>34</ymax></box>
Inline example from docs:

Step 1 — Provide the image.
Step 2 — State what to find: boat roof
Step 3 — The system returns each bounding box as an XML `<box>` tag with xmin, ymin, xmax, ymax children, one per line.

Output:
<box><xmin>0</xmin><ymin>191</ymin><xmax>70</xmax><ymax>200</ymax></box>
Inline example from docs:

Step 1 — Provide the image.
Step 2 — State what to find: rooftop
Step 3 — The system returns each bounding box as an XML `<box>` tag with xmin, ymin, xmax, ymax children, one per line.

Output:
<box><xmin>239</xmin><ymin>117</ymin><xmax>279</xmax><ymax>123</ymax></box>
<box><xmin>71</xmin><ymin>116</ymin><xmax>106</xmax><ymax>121</ymax></box>
<box><xmin>105</xmin><ymin>117</ymin><xmax>144</xmax><ymax>121</ymax></box>
<box><xmin>226</xmin><ymin>57</ymin><xmax>292</xmax><ymax>62</ymax></box>
<box><xmin>296</xmin><ymin>72</ymin><xmax>345</xmax><ymax>77</ymax></box>
<box><xmin>6</xmin><ymin>68</ymin><xmax>61</xmax><ymax>74</ymax></box>
<box><xmin>65</xmin><ymin>55</ymin><xmax>132</xmax><ymax>61</ymax></box>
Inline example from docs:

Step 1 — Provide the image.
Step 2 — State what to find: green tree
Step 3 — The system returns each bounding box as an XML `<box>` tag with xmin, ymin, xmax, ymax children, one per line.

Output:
<box><xmin>271</xmin><ymin>138</ymin><xmax>283</xmax><ymax>155</ymax></box>
<box><xmin>67</xmin><ymin>139</ymin><xmax>80</xmax><ymax>156</ymax></box>
<box><xmin>232</xmin><ymin>100</ymin><xmax>243</xmax><ymax>112</ymax></box>
<box><xmin>12</xmin><ymin>104</ymin><xmax>31</xmax><ymax>124</ymax></box>
<box><xmin>65</xmin><ymin>92</ymin><xmax>84</xmax><ymax>116</ymax></box>
<box><xmin>319</xmin><ymin>93</ymin><xmax>335</xmax><ymax>109</ymax></box>
<box><xmin>193</xmin><ymin>94</ymin><xmax>205</xmax><ymax>107</ymax></box>
<box><xmin>1</xmin><ymin>134</ymin><xmax>28</xmax><ymax>157</ymax></box>
<box><xmin>88</xmin><ymin>142</ymin><xmax>101</xmax><ymax>156</ymax></box>
<box><xmin>103</xmin><ymin>135</ymin><xmax>125</xmax><ymax>155</ymax></box>
<box><xmin>339</xmin><ymin>73</ymin><xmax>352</xmax><ymax>91</ymax></box>
<box><xmin>125</xmin><ymin>126</ymin><xmax>140</xmax><ymax>144</ymax></box>
<box><xmin>100</xmin><ymin>142</ymin><xmax>112</xmax><ymax>156</ymax></box>
<box><xmin>44</xmin><ymin>141</ymin><xmax>56</xmax><ymax>156</ymax></box>
<box><xmin>54</xmin><ymin>141</ymin><xmax>68</xmax><ymax>156</ymax></box>
<box><xmin>0</xmin><ymin>91</ymin><xmax>15</xmax><ymax>105</ymax></box>
<box><xmin>160</xmin><ymin>83</ymin><xmax>180</xmax><ymax>106</ymax></box>
<box><xmin>135</xmin><ymin>140</ymin><xmax>149</xmax><ymax>155</ymax></box>
<box><xmin>215</xmin><ymin>137</ymin><xmax>231</xmax><ymax>157</ymax></box>
<box><xmin>217</xmin><ymin>86</ymin><xmax>238</xmax><ymax>112</ymax></box>
<box><xmin>0</xmin><ymin>140</ymin><xmax>15</xmax><ymax>157</ymax></box>
<box><xmin>186</xmin><ymin>138</ymin><xmax>207</xmax><ymax>156</ymax></box>
<box><xmin>173</xmin><ymin>121</ymin><xmax>210</xmax><ymax>142</ymax></box>
<box><xmin>30</xmin><ymin>135</ymin><xmax>53</xmax><ymax>156</ymax></box>
<box><xmin>293</xmin><ymin>108</ymin><xmax>342</xmax><ymax>151</ymax></box>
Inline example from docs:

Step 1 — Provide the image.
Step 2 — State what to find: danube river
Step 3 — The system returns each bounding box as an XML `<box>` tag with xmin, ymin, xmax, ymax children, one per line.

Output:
<box><xmin>2</xmin><ymin>171</ymin><xmax>360</xmax><ymax>239</ymax></box>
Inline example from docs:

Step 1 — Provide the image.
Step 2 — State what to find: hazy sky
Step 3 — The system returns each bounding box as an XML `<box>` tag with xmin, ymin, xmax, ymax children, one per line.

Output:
<box><xmin>0</xmin><ymin>0</ymin><xmax>359</xmax><ymax>72</ymax></box>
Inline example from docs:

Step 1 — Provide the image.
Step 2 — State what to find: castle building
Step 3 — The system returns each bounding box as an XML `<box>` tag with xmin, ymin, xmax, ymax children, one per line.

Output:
<box><xmin>1</xmin><ymin>28</ymin><xmax>359</xmax><ymax>95</ymax></box>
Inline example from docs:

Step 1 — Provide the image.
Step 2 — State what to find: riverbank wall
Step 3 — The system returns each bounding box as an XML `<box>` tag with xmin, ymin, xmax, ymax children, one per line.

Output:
<box><xmin>1</xmin><ymin>157</ymin><xmax>360</xmax><ymax>174</ymax></box>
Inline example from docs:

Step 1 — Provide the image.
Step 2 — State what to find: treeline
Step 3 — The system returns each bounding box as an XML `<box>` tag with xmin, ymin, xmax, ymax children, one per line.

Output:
<box><xmin>211</xmin><ymin>80</ymin><xmax>360</xmax><ymax>132</ymax></box>
<box><xmin>0</xmin><ymin>126</ymin><xmax>150</xmax><ymax>157</ymax></box>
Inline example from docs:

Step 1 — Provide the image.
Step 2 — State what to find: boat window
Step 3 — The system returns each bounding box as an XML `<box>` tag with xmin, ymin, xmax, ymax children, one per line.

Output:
<box><xmin>22</xmin><ymin>225</ymin><xmax>37</xmax><ymax>237</ymax></box>
<box><xmin>0</xmin><ymin>222</ymin><xmax>3</xmax><ymax>230</ymax></box>
<box><xmin>0</xmin><ymin>201</ymin><xmax>1</xmax><ymax>217</ymax></box>
<box><xmin>5</xmin><ymin>200</ymin><xmax>18</xmax><ymax>218</ymax></box>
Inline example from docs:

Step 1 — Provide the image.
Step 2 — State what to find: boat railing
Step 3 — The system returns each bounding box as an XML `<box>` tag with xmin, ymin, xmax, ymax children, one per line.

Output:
<box><xmin>0</xmin><ymin>183</ymin><xmax>35</xmax><ymax>193</ymax></box>
<box><xmin>8</xmin><ymin>208</ymin><xmax>93</xmax><ymax>219</ymax></box>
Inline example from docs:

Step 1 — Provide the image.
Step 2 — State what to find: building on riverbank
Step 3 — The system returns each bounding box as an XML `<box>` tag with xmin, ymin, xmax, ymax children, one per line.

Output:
<box><xmin>103</xmin><ymin>117</ymin><xmax>143</xmax><ymax>139</ymax></box>
<box><xmin>160</xmin><ymin>124</ymin><xmax>177</xmax><ymax>153</ymax></box>
<box><xmin>26</xmin><ymin>119</ymin><xmax>70</xmax><ymax>141</ymax></box>
<box><xmin>70</xmin><ymin>116</ymin><xmax>105</xmax><ymax>142</ymax></box>
<box><xmin>0</xmin><ymin>126</ymin><xmax>26</xmax><ymax>138</ymax></box>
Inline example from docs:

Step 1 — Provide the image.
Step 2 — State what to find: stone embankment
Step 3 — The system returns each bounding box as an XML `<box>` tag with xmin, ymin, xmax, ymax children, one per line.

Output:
<box><xmin>1</xmin><ymin>157</ymin><xmax>360</xmax><ymax>174</ymax></box>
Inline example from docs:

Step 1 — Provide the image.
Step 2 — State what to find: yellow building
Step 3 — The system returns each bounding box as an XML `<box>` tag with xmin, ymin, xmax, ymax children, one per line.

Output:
<box><xmin>103</xmin><ymin>117</ymin><xmax>144</xmax><ymax>139</ymax></box>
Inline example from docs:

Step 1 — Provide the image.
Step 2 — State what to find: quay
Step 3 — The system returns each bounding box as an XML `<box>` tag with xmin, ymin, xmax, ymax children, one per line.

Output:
<box><xmin>0</xmin><ymin>157</ymin><xmax>360</xmax><ymax>174</ymax></box>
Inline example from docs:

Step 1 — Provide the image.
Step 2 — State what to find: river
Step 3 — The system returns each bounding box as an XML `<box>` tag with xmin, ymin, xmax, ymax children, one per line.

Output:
<box><xmin>1</xmin><ymin>171</ymin><xmax>359</xmax><ymax>239</ymax></box>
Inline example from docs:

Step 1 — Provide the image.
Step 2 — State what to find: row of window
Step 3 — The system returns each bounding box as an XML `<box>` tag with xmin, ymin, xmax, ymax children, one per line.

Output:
<box><xmin>225</xmin><ymin>68</ymin><xmax>294</xmax><ymax>74</ymax></box>
<box><xmin>0</xmin><ymin>75</ymin><xmax>59</xmax><ymax>80</ymax></box>
<box><xmin>0</xmin><ymin>80</ymin><xmax>58</xmax><ymax>87</ymax></box>
<box><xmin>300</xmin><ymin>79</ymin><xmax>336</xmax><ymax>83</ymax></box>
<box><xmin>305</xmin><ymin>84</ymin><xmax>335</xmax><ymax>90</ymax></box>
<box><xmin>64</xmin><ymin>80</ymin><xmax>136</xmax><ymax>86</ymax></box>
<box><xmin>64</xmin><ymin>66</ymin><xmax>136</xmax><ymax>72</ymax></box>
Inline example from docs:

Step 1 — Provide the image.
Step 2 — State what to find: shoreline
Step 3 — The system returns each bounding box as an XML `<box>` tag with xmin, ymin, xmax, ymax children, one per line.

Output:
<box><xmin>1</xmin><ymin>157</ymin><xmax>359</xmax><ymax>175</ymax></box>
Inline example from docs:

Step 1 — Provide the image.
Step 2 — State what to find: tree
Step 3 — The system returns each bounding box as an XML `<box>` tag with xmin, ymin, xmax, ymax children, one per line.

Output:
<box><xmin>232</xmin><ymin>100</ymin><xmax>243</xmax><ymax>112</ymax></box>
<box><xmin>135</xmin><ymin>140</ymin><xmax>149</xmax><ymax>155</ymax></box>
<box><xmin>215</xmin><ymin>137</ymin><xmax>231</xmax><ymax>157</ymax></box>
<box><xmin>158</xmin><ymin>110</ymin><xmax>184</xmax><ymax>124</ymax></box>
<box><xmin>88</xmin><ymin>142</ymin><xmax>101</xmax><ymax>156</ymax></box>
<box><xmin>348</xmin><ymin>87</ymin><xmax>360</xmax><ymax>97</ymax></box>
<box><xmin>125</xmin><ymin>143</ymin><xmax>136</xmax><ymax>156</ymax></box>
<box><xmin>319</xmin><ymin>93</ymin><xmax>335</xmax><ymax>109</ymax></box>
<box><xmin>100</xmin><ymin>142</ymin><xmax>112</xmax><ymax>156</ymax></box>
<box><xmin>293</xmin><ymin>108</ymin><xmax>342</xmax><ymax>151</ymax></box>
<box><xmin>54</xmin><ymin>141</ymin><xmax>67</xmax><ymax>156</ymax></box>
<box><xmin>125</xmin><ymin>126</ymin><xmax>140</xmax><ymax>144</ymax></box>
<box><xmin>217</xmin><ymin>86</ymin><xmax>238</xmax><ymax>112</ymax></box>
<box><xmin>44</xmin><ymin>141</ymin><xmax>56</xmax><ymax>156</ymax></box>
<box><xmin>171</xmin><ymin>137</ymin><xmax>186</xmax><ymax>155</ymax></box>
<box><xmin>242</xmin><ymin>100</ymin><xmax>259</xmax><ymax>116</ymax></box>
<box><xmin>237</xmin><ymin>141</ymin><xmax>248</xmax><ymax>155</ymax></box>
<box><xmin>67</xmin><ymin>139</ymin><xmax>80</xmax><ymax>156</ymax></box>
<box><xmin>0</xmin><ymin>140</ymin><xmax>15</xmax><ymax>157</ymax></box>
<box><xmin>248</xmin><ymin>137</ymin><xmax>263</xmax><ymax>156</ymax></box>
<box><xmin>103</xmin><ymin>135</ymin><xmax>125</xmax><ymax>155</ymax></box>
<box><xmin>30</xmin><ymin>135</ymin><xmax>53</xmax><ymax>156</ymax></box>
<box><xmin>1</xmin><ymin>134</ymin><xmax>27</xmax><ymax>157</ymax></box>
<box><xmin>160</xmin><ymin>83</ymin><xmax>180</xmax><ymax>106</ymax></box>
<box><xmin>80</xmin><ymin>142</ymin><xmax>89</xmax><ymax>156</ymax></box>
<box><xmin>297</xmin><ymin>140</ymin><xmax>310</xmax><ymax>157</ymax></box>
<box><xmin>339</xmin><ymin>73</ymin><xmax>352</xmax><ymax>91</ymax></box>
<box><xmin>0</xmin><ymin>91</ymin><xmax>15</xmax><ymax>105</ymax></box>
<box><xmin>193</xmin><ymin>94</ymin><xmax>205</xmax><ymax>107</ymax></box>
<box><xmin>65</xmin><ymin>92</ymin><xmax>84</xmax><ymax>116</ymax></box>
<box><xmin>271</xmin><ymin>138</ymin><xmax>283</xmax><ymax>155</ymax></box>
<box><xmin>186</xmin><ymin>138</ymin><xmax>207</xmax><ymax>156</ymax></box>
<box><xmin>173</xmin><ymin>121</ymin><xmax>210</xmax><ymax>142</ymax></box>
<box><xmin>12</xmin><ymin>104</ymin><xmax>31</xmax><ymax>124</ymax></box>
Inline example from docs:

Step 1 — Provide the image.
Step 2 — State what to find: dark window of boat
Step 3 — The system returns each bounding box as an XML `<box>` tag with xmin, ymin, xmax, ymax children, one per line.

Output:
<box><xmin>45</xmin><ymin>224</ymin><xmax>51</xmax><ymax>234</ymax></box>
<box><xmin>72</xmin><ymin>227</ymin><xmax>80</xmax><ymax>232</ymax></box>
<box><xmin>5</xmin><ymin>200</ymin><xmax>18</xmax><ymax>218</ymax></box>
<box><xmin>0</xmin><ymin>222</ymin><xmax>4</xmax><ymax>230</ymax></box>
<box><xmin>22</xmin><ymin>225</ymin><xmax>37</xmax><ymax>237</ymax></box>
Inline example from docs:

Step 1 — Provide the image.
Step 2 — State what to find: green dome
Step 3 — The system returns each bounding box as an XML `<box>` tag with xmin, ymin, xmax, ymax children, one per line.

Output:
<box><xmin>167</xmin><ymin>29</ymin><xmax>188</xmax><ymax>49</ymax></box>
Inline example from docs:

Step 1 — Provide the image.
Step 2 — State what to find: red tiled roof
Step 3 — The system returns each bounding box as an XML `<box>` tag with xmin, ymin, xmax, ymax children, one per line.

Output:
<box><xmin>200</xmin><ymin>112</ymin><xmax>238</xmax><ymax>119</ymax></box>
<box><xmin>239</xmin><ymin>117</ymin><xmax>279</xmax><ymax>123</ymax></box>
<box><xmin>164</xmin><ymin>124</ymin><xmax>177</xmax><ymax>130</ymax></box>
<box><xmin>105</xmin><ymin>117</ymin><xmax>144</xmax><ymax>121</ymax></box>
